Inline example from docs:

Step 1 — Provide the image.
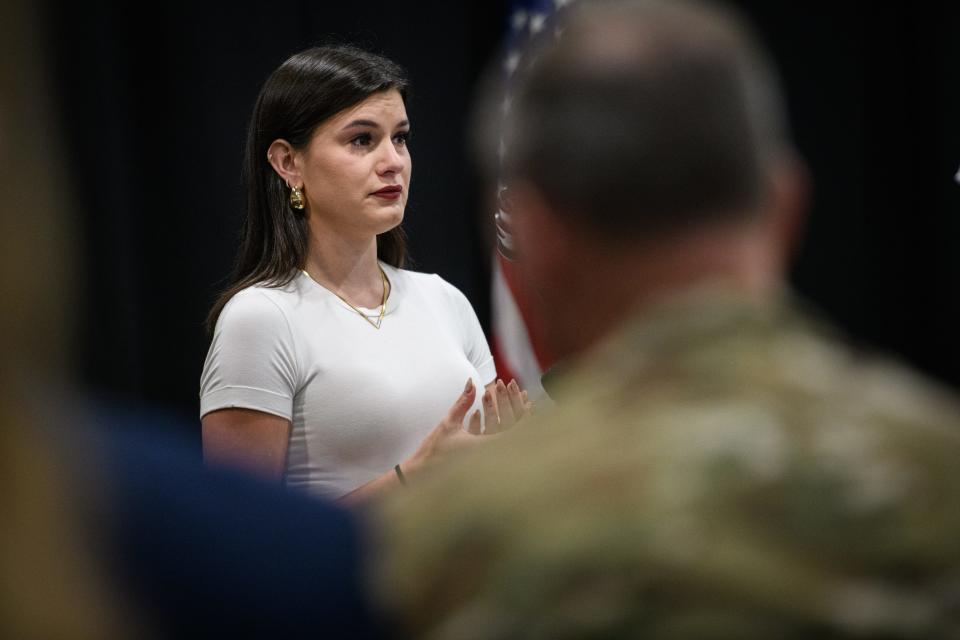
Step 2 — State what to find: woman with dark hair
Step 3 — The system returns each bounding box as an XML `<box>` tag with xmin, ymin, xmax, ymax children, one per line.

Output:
<box><xmin>199</xmin><ymin>44</ymin><xmax>531</xmax><ymax>503</ymax></box>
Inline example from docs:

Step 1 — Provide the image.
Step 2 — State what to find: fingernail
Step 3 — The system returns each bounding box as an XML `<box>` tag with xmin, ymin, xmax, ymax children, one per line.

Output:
<box><xmin>484</xmin><ymin>390</ymin><xmax>492</xmax><ymax>403</ymax></box>
<box><xmin>509</xmin><ymin>379</ymin><xmax>518</xmax><ymax>391</ymax></box>
<box><xmin>464</xmin><ymin>378</ymin><xmax>474</xmax><ymax>394</ymax></box>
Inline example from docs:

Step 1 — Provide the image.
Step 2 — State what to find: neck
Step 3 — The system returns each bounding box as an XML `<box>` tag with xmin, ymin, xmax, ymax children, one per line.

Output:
<box><xmin>546</xmin><ymin>222</ymin><xmax>780</xmax><ymax>362</ymax></box>
<box><xmin>303</xmin><ymin>217</ymin><xmax>383</xmax><ymax>307</ymax></box>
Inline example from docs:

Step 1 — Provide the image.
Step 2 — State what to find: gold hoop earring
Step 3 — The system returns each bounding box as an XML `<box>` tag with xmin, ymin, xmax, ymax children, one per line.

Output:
<box><xmin>290</xmin><ymin>185</ymin><xmax>305</xmax><ymax>210</ymax></box>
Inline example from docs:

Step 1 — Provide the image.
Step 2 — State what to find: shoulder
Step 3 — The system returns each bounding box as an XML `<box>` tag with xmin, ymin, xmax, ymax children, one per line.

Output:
<box><xmin>92</xmin><ymin>419</ymin><xmax>374</xmax><ymax>634</ymax></box>
<box><xmin>215</xmin><ymin>283</ymin><xmax>299</xmax><ymax>336</ymax></box>
<box><xmin>384</xmin><ymin>264</ymin><xmax>444</xmax><ymax>289</ymax></box>
<box><xmin>383</xmin><ymin>264</ymin><xmax>472</xmax><ymax>309</ymax></box>
<box><xmin>406</xmin><ymin>267</ymin><xmax>470</xmax><ymax>304</ymax></box>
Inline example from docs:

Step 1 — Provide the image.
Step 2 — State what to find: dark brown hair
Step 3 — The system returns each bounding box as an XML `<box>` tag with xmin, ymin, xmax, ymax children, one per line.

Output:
<box><xmin>207</xmin><ymin>44</ymin><xmax>411</xmax><ymax>332</ymax></box>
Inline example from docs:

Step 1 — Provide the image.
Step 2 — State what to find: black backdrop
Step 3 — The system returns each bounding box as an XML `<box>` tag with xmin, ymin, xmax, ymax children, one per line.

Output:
<box><xmin>43</xmin><ymin>1</ymin><xmax>960</xmax><ymax>431</ymax></box>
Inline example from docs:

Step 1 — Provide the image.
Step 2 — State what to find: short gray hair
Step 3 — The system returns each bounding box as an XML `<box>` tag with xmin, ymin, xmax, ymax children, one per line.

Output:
<box><xmin>472</xmin><ymin>0</ymin><xmax>793</xmax><ymax>237</ymax></box>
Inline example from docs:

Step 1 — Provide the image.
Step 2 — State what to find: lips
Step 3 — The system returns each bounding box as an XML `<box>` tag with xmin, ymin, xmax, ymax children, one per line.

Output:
<box><xmin>372</xmin><ymin>186</ymin><xmax>402</xmax><ymax>195</ymax></box>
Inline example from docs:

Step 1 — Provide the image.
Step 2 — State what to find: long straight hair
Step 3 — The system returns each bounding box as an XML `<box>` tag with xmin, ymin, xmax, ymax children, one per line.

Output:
<box><xmin>207</xmin><ymin>44</ymin><xmax>411</xmax><ymax>333</ymax></box>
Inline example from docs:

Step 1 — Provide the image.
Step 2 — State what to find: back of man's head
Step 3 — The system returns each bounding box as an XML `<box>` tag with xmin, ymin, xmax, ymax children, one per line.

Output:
<box><xmin>478</xmin><ymin>0</ymin><xmax>794</xmax><ymax>239</ymax></box>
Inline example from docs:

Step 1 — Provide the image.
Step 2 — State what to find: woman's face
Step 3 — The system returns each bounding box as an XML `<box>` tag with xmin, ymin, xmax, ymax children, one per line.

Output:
<box><xmin>297</xmin><ymin>88</ymin><xmax>411</xmax><ymax>240</ymax></box>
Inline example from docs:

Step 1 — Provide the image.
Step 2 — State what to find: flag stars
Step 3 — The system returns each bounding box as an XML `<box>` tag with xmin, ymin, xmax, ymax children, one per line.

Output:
<box><xmin>530</xmin><ymin>13</ymin><xmax>547</xmax><ymax>34</ymax></box>
<box><xmin>511</xmin><ymin>9</ymin><xmax>528</xmax><ymax>32</ymax></box>
<box><xmin>504</xmin><ymin>51</ymin><xmax>521</xmax><ymax>74</ymax></box>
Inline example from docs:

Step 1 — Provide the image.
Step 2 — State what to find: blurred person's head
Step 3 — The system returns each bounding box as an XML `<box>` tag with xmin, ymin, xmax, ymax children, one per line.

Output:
<box><xmin>0</xmin><ymin>11</ymin><xmax>75</xmax><ymax>398</ymax></box>
<box><xmin>208</xmin><ymin>44</ymin><xmax>413</xmax><ymax>331</ymax></box>
<box><xmin>473</xmin><ymin>0</ymin><xmax>808</xmax><ymax>362</ymax></box>
<box><xmin>0</xmin><ymin>2</ymin><xmax>127</xmax><ymax>637</ymax></box>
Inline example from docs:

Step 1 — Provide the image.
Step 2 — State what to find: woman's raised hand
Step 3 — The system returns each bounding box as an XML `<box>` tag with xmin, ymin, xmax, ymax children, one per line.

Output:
<box><xmin>483</xmin><ymin>377</ymin><xmax>533</xmax><ymax>434</ymax></box>
<box><xmin>403</xmin><ymin>377</ymin><xmax>533</xmax><ymax>474</ymax></box>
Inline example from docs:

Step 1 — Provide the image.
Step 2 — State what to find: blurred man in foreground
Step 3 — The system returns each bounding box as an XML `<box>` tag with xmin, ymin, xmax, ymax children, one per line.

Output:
<box><xmin>370</xmin><ymin>1</ymin><xmax>960</xmax><ymax>637</ymax></box>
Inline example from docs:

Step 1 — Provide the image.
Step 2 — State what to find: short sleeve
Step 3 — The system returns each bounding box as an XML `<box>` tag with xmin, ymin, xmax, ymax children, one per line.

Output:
<box><xmin>436</xmin><ymin>276</ymin><xmax>498</xmax><ymax>385</ymax></box>
<box><xmin>199</xmin><ymin>289</ymin><xmax>300</xmax><ymax>421</ymax></box>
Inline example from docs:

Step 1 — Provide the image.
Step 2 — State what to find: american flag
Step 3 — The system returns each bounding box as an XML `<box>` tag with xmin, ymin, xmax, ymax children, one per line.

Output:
<box><xmin>490</xmin><ymin>0</ymin><xmax>577</xmax><ymax>402</ymax></box>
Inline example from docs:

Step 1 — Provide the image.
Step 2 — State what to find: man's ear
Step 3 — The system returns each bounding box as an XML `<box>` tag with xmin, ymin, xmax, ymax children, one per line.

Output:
<box><xmin>266</xmin><ymin>139</ymin><xmax>303</xmax><ymax>188</ymax></box>
<box><xmin>765</xmin><ymin>153</ymin><xmax>811</xmax><ymax>271</ymax></box>
<box><xmin>508</xmin><ymin>180</ymin><xmax>578</xmax><ymax>279</ymax></box>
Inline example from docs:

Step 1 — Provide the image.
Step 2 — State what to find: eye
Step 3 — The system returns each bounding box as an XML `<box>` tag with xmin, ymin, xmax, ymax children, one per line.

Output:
<box><xmin>350</xmin><ymin>133</ymin><xmax>372</xmax><ymax>147</ymax></box>
<box><xmin>394</xmin><ymin>131</ymin><xmax>411</xmax><ymax>146</ymax></box>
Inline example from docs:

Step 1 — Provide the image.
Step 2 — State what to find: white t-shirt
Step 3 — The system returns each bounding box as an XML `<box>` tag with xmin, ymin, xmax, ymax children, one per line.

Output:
<box><xmin>199</xmin><ymin>261</ymin><xmax>497</xmax><ymax>500</ymax></box>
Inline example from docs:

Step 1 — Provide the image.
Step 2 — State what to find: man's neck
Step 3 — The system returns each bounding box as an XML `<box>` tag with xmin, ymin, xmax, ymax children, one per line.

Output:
<box><xmin>549</xmin><ymin>223</ymin><xmax>780</xmax><ymax>362</ymax></box>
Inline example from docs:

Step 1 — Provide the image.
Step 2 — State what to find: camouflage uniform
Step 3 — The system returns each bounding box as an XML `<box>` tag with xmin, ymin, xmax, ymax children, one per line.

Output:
<box><xmin>370</xmin><ymin>284</ymin><xmax>960</xmax><ymax>639</ymax></box>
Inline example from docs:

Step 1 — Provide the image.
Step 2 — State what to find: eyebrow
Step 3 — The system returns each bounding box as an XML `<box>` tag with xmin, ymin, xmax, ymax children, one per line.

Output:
<box><xmin>341</xmin><ymin>118</ymin><xmax>410</xmax><ymax>131</ymax></box>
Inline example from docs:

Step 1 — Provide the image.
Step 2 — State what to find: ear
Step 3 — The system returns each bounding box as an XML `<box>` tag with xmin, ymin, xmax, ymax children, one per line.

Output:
<box><xmin>266</xmin><ymin>139</ymin><xmax>303</xmax><ymax>188</ymax></box>
<box><xmin>764</xmin><ymin>153</ymin><xmax>811</xmax><ymax>271</ymax></box>
<box><xmin>507</xmin><ymin>180</ymin><xmax>579</xmax><ymax>282</ymax></box>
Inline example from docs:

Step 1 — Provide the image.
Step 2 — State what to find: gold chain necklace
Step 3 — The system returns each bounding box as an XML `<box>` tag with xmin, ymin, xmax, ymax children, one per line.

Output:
<box><xmin>302</xmin><ymin>265</ymin><xmax>390</xmax><ymax>330</ymax></box>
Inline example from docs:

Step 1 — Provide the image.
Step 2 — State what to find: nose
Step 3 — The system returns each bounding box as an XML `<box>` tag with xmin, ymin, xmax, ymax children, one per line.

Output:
<box><xmin>377</xmin><ymin>138</ymin><xmax>406</xmax><ymax>176</ymax></box>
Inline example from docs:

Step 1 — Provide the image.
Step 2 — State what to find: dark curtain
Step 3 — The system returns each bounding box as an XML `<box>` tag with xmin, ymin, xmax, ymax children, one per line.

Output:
<box><xmin>744</xmin><ymin>1</ymin><xmax>960</xmax><ymax>388</ymax></box>
<box><xmin>42</xmin><ymin>1</ymin><xmax>960</xmax><ymax>431</ymax></box>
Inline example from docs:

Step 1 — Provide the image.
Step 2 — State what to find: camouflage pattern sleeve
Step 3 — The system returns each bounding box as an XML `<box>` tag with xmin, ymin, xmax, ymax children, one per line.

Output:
<box><xmin>367</xmin><ymin>287</ymin><xmax>960</xmax><ymax>640</ymax></box>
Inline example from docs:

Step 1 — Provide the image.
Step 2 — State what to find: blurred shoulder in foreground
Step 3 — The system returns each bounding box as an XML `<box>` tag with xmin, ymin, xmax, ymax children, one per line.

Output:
<box><xmin>370</xmin><ymin>285</ymin><xmax>960</xmax><ymax>639</ymax></box>
<box><xmin>78</xmin><ymin>398</ymin><xmax>383</xmax><ymax>638</ymax></box>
